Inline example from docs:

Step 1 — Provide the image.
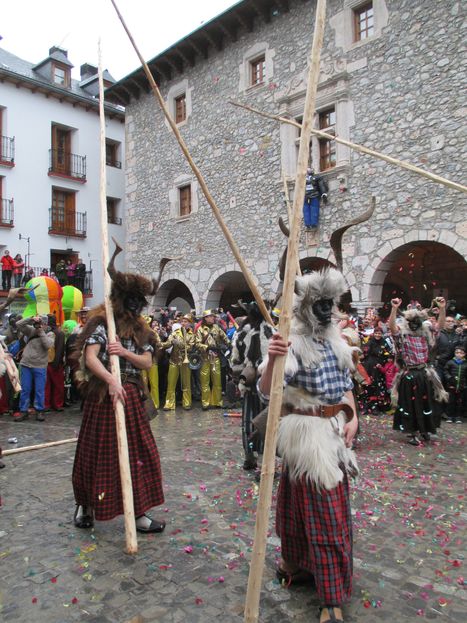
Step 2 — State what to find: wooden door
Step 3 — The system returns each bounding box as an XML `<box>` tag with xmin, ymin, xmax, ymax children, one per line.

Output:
<box><xmin>52</xmin><ymin>126</ymin><xmax>71</xmax><ymax>174</ymax></box>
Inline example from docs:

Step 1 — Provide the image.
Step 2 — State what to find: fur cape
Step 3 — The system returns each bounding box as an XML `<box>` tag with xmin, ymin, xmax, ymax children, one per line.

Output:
<box><xmin>260</xmin><ymin>269</ymin><xmax>359</xmax><ymax>490</ymax></box>
<box><xmin>230</xmin><ymin>320</ymin><xmax>274</xmax><ymax>396</ymax></box>
<box><xmin>72</xmin><ymin>304</ymin><xmax>153</xmax><ymax>402</ymax></box>
<box><xmin>109</xmin><ymin>272</ymin><xmax>155</xmax><ymax>339</ymax></box>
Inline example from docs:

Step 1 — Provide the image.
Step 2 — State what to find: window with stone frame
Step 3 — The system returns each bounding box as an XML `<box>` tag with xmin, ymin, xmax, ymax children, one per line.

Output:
<box><xmin>52</xmin><ymin>62</ymin><xmax>71</xmax><ymax>87</ymax></box>
<box><xmin>353</xmin><ymin>2</ymin><xmax>374</xmax><ymax>41</ymax></box>
<box><xmin>175</xmin><ymin>93</ymin><xmax>187</xmax><ymax>124</ymax></box>
<box><xmin>105</xmin><ymin>140</ymin><xmax>121</xmax><ymax>168</ymax></box>
<box><xmin>318</xmin><ymin>107</ymin><xmax>336</xmax><ymax>171</ymax></box>
<box><xmin>250</xmin><ymin>55</ymin><xmax>266</xmax><ymax>87</ymax></box>
<box><xmin>179</xmin><ymin>185</ymin><xmax>191</xmax><ymax>217</ymax></box>
<box><xmin>107</xmin><ymin>197</ymin><xmax>122</xmax><ymax>225</ymax></box>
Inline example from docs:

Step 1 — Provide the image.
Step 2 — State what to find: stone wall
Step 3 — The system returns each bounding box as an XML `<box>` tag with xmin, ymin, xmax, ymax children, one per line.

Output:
<box><xmin>124</xmin><ymin>0</ymin><xmax>466</xmax><ymax>312</ymax></box>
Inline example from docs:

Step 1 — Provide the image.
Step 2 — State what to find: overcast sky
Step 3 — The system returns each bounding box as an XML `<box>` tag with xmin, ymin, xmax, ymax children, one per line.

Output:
<box><xmin>1</xmin><ymin>0</ymin><xmax>240</xmax><ymax>81</ymax></box>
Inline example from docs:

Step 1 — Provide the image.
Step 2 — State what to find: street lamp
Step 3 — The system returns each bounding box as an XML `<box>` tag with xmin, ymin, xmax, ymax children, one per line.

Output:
<box><xmin>18</xmin><ymin>233</ymin><xmax>31</xmax><ymax>269</ymax></box>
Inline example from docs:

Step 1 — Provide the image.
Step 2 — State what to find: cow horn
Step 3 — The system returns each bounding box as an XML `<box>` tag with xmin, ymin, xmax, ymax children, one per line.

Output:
<box><xmin>330</xmin><ymin>196</ymin><xmax>376</xmax><ymax>271</ymax></box>
<box><xmin>107</xmin><ymin>236</ymin><xmax>123</xmax><ymax>280</ymax></box>
<box><xmin>150</xmin><ymin>255</ymin><xmax>183</xmax><ymax>295</ymax></box>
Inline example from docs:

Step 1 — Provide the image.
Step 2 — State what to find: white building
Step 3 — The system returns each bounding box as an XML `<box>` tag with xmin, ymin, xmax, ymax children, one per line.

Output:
<box><xmin>0</xmin><ymin>45</ymin><xmax>126</xmax><ymax>308</ymax></box>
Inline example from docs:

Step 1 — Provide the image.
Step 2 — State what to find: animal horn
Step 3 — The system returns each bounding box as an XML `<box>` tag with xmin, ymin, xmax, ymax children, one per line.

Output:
<box><xmin>278</xmin><ymin>216</ymin><xmax>290</xmax><ymax>283</ymax></box>
<box><xmin>330</xmin><ymin>196</ymin><xmax>376</xmax><ymax>271</ymax></box>
<box><xmin>150</xmin><ymin>255</ymin><xmax>183</xmax><ymax>295</ymax></box>
<box><xmin>107</xmin><ymin>236</ymin><xmax>123</xmax><ymax>280</ymax></box>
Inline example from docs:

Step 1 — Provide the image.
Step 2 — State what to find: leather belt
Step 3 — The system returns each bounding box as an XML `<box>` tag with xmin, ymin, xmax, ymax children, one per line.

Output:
<box><xmin>282</xmin><ymin>402</ymin><xmax>355</xmax><ymax>422</ymax></box>
<box><xmin>406</xmin><ymin>363</ymin><xmax>426</xmax><ymax>370</ymax></box>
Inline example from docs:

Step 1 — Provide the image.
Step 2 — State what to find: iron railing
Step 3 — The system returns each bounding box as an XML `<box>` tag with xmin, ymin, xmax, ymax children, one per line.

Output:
<box><xmin>107</xmin><ymin>215</ymin><xmax>122</xmax><ymax>225</ymax></box>
<box><xmin>0</xmin><ymin>198</ymin><xmax>14</xmax><ymax>227</ymax></box>
<box><xmin>20</xmin><ymin>268</ymin><xmax>93</xmax><ymax>294</ymax></box>
<box><xmin>48</xmin><ymin>149</ymin><xmax>87</xmax><ymax>180</ymax></box>
<box><xmin>106</xmin><ymin>156</ymin><xmax>122</xmax><ymax>169</ymax></box>
<box><xmin>0</xmin><ymin>135</ymin><xmax>15</xmax><ymax>164</ymax></box>
<box><xmin>48</xmin><ymin>208</ymin><xmax>87</xmax><ymax>237</ymax></box>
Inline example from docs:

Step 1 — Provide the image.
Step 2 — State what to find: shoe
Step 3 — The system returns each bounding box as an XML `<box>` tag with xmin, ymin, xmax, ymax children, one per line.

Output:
<box><xmin>135</xmin><ymin>514</ymin><xmax>166</xmax><ymax>534</ymax></box>
<box><xmin>420</xmin><ymin>432</ymin><xmax>430</xmax><ymax>441</ymax></box>
<box><xmin>408</xmin><ymin>435</ymin><xmax>421</xmax><ymax>446</ymax></box>
<box><xmin>276</xmin><ymin>565</ymin><xmax>315</xmax><ymax>587</ymax></box>
<box><xmin>35</xmin><ymin>412</ymin><xmax>46</xmax><ymax>422</ymax></box>
<box><xmin>202</xmin><ymin>406</ymin><xmax>209</xmax><ymax>411</ymax></box>
<box><xmin>243</xmin><ymin>455</ymin><xmax>257</xmax><ymax>471</ymax></box>
<box><xmin>55</xmin><ymin>407</ymin><xmax>64</xmax><ymax>412</ymax></box>
<box><xmin>183</xmin><ymin>406</ymin><xmax>192</xmax><ymax>411</ymax></box>
<box><xmin>455</xmin><ymin>419</ymin><xmax>462</xmax><ymax>424</ymax></box>
<box><xmin>73</xmin><ymin>505</ymin><xmax>94</xmax><ymax>529</ymax></box>
<box><xmin>446</xmin><ymin>419</ymin><xmax>454</xmax><ymax>424</ymax></box>
<box><xmin>318</xmin><ymin>606</ymin><xmax>344</xmax><ymax>622</ymax></box>
<box><xmin>13</xmin><ymin>412</ymin><xmax>28</xmax><ymax>422</ymax></box>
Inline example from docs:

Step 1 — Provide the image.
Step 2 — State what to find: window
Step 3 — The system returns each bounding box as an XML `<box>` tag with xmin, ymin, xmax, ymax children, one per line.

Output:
<box><xmin>250</xmin><ymin>55</ymin><xmax>266</xmax><ymax>86</ymax></box>
<box><xmin>175</xmin><ymin>94</ymin><xmax>187</xmax><ymax>124</ymax></box>
<box><xmin>354</xmin><ymin>2</ymin><xmax>374</xmax><ymax>41</ymax></box>
<box><xmin>107</xmin><ymin>197</ymin><xmax>122</xmax><ymax>225</ymax></box>
<box><xmin>51</xmin><ymin>125</ymin><xmax>71</xmax><ymax>174</ymax></box>
<box><xmin>51</xmin><ymin>189</ymin><xmax>76</xmax><ymax>233</ymax></box>
<box><xmin>179</xmin><ymin>185</ymin><xmax>191</xmax><ymax>217</ymax></box>
<box><xmin>318</xmin><ymin>107</ymin><xmax>336</xmax><ymax>171</ymax></box>
<box><xmin>52</xmin><ymin>62</ymin><xmax>70</xmax><ymax>87</ymax></box>
<box><xmin>106</xmin><ymin>140</ymin><xmax>121</xmax><ymax>168</ymax></box>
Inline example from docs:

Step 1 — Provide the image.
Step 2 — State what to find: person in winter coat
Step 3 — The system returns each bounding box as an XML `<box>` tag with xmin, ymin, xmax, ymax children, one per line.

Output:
<box><xmin>444</xmin><ymin>345</ymin><xmax>467</xmax><ymax>423</ymax></box>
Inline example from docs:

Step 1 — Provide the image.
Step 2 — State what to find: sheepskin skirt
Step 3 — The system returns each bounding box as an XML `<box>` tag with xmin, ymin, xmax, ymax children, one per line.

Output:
<box><xmin>276</xmin><ymin>468</ymin><xmax>353</xmax><ymax>605</ymax></box>
<box><xmin>72</xmin><ymin>382</ymin><xmax>164</xmax><ymax>521</ymax></box>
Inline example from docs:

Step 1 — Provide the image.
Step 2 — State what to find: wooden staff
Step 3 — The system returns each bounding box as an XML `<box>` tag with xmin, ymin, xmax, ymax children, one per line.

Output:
<box><xmin>230</xmin><ymin>101</ymin><xmax>467</xmax><ymax>195</ymax></box>
<box><xmin>281</xmin><ymin>174</ymin><xmax>301</xmax><ymax>277</ymax></box>
<box><xmin>109</xmin><ymin>0</ymin><xmax>273</xmax><ymax>327</ymax></box>
<box><xmin>0</xmin><ymin>340</ymin><xmax>21</xmax><ymax>392</ymax></box>
<box><xmin>98</xmin><ymin>43</ymin><xmax>138</xmax><ymax>555</ymax></box>
<box><xmin>244</xmin><ymin>1</ymin><xmax>327</xmax><ymax>621</ymax></box>
<box><xmin>3</xmin><ymin>438</ymin><xmax>77</xmax><ymax>456</ymax></box>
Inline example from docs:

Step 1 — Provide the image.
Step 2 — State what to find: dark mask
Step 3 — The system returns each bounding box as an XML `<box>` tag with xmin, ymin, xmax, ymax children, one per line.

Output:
<box><xmin>312</xmin><ymin>298</ymin><xmax>333</xmax><ymax>325</ymax></box>
<box><xmin>124</xmin><ymin>295</ymin><xmax>146</xmax><ymax>316</ymax></box>
<box><xmin>408</xmin><ymin>318</ymin><xmax>422</xmax><ymax>332</ymax></box>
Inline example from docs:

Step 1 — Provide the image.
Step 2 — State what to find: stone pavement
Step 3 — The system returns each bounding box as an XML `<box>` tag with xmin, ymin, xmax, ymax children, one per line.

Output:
<box><xmin>0</xmin><ymin>405</ymin><xmax>466</xmax><ymax>623</ymax></box>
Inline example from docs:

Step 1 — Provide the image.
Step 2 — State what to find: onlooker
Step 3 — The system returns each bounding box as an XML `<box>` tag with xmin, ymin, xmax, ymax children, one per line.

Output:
<box><xmin>13</xmin><ymin>315</ymin><xmax>55</xmax><ymax>422</ymax></box>
<box><xmin>1</xmin><ymin>250</ymin><xmax>15</xmax><ymax>290</ymax></box>
<box><xmin>44</xmin><ymin>314</ymin><xmax>65</xmax><ymax>412</ymax></box>
<box><xmin>21</xmin><ymin>268</ymin><xmax>35</xmax><ymax>285</ymax></box>
<box><xmin>12</xmin><ymin>254</ymin><xmax>25</xmax><ymax>287</ymax></box>
<box><xmin>55</xmin><ymin>258</ymin><xmax>67</xmax><ymax>286</ymax></box>
<box><xmin>66</xmin><ymin>259</ymin><xmax>76</xmax><ymax>286</ymax></box>
<box><xmin>75</xmin><ymin>258</ymin><xmax>86</xmax><ymax>292</ymax></box>
<box><xmin>435</xmin><ymin>316</ymin><xmax>462</xmax><ymax>384</ymax></box>
<box><xmin>444</xmin><ymin>345</ymin><xmax>467</xmax><ymax>424</ymax></box>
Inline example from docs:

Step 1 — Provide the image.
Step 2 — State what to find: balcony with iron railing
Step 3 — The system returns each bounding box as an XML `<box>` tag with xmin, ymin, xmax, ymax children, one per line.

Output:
<box><xmin>0</xmin><ymin>135</ymin><xmax>15</xmax><ymax>166</ymax></box>
<box><xmin>107</xmin><ymin>215</ymin><xmax>122</xmax><ymax>225</ymax></box>
<box><xmin>48</xmin><ymin>208</ymin><xmax>87</xmax><ymax>238</ymax></box>
<box><xmin>106</xmin><ymin>156</ymin><xmax>122</xmax><ymax>169</ymax></box>
<box><xmin>2</xmin><ymin>267</ymin><xmax>93</xmax><ymax>295</ymax></box>
<box><xmin>0</xmin><ymin>198</ymin><xmax>14</xmax><ymax>227</ymax></box>
<box><xmin>48</xmin><ymin>149</ymin><xmax>87</xmax><ymax>182</ymax></box>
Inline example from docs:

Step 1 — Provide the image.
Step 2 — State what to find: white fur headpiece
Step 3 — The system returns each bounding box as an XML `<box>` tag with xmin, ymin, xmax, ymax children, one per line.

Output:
<box><xmin>293</xmin><ymin>269</ymin><xmax>347</xmax><ymax>320</ymax></box>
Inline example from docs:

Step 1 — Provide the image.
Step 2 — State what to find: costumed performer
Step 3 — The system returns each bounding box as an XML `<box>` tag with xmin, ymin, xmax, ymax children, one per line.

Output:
<box><xmin>71</xmin><ymin>264</ymin><xmax>165</xmax><ymax>534</ymax></box>
<box><xmin>161</xmin><ymin>314</ymin><xmax>196</xmax><ymax>411</ymax></box>
<box><xmin>258</xmin><ymin>268</ymin><xmax>359</xmax><ymax>623</ymax></box>
<box><xmin>196</xmin><ymin>310</ymin><xmax>230</xmax><ymax>410</ymax></box>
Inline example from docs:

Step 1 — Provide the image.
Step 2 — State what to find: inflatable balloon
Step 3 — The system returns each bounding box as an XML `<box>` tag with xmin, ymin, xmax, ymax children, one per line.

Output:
<box><xmin>23</xmin><ymin>276</ymin><xmax>64</xmax><ymax>325</ymax></box>
<box><xmin>62</xmin><ymin>285</ymin><xmax>83</xmax><ymax>321</ymax></box>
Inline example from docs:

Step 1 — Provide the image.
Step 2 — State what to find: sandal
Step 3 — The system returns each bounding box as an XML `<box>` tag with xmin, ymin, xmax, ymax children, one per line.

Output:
<box><xmin>276</xmin><ymin>566</ymin><xmax>315</xmax><ymax>587</ymax></box>
<box><xmin>318</xmin><ymin>606</ymin><xmax>344</xmax><ymax>622</ymax></box>
<box><xmin>73</xmin><ymin>505</ymin><xmax>94</xmax><ymax>529</ymax></box>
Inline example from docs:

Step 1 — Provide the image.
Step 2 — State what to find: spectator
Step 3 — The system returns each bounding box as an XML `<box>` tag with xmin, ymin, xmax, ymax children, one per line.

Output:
<box><xmin>66</xmin><ymin>259</ymin><xmax>76</xmax><ymax>286</ymax></box>
<box><xmin>55</xmin><ymin>258</ymin><xmax>67</xmax><ymax>286</ymax></box>
<box><xmin>44</xmin><ymin>314</ymin><xmax>65</xmax><ymax>412</ymax></box>
<box><xmin>444</xmin><ymin>346</ymin><xmax>467</xmax><ymax>424</ymax></box>
<box><xmin>12</xmin><ymin>254</ymin><xmax>25</xmax><ymax>287</ymax></box>
<box><xmin>22</xmin><ymin>268</ymin><xmax>35</xmax><ymax>285</ymax></box>
<box><xmin>1</xmin><ymin>250</ymin><xmax>15</xmax><ymax>290</ymax></box>
<box><xmin>75</xmin><ymin>258</ymin><xmax>86</xmax><ymax>292</ymax></box>
<box><xmin>13</xmin><ymin>315</ymin><xmax>55</xmax><ymax>422</ymax></box>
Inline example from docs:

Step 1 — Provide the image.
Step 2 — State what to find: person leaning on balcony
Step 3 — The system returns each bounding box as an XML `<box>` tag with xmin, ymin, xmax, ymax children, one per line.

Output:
<box><xmin>66</xmin><ymin>259</ymin><xmax>76</xmax><ymax>286</ymax></box>
<box><xmin>75</xmin><ymin>258</ymin><xmax>86</xmax><ymax>292</ymax></box>
<box><xmin>1</xmin><ymin>250</ymin><xmax>15</xmax><ymax>291</ymax></box>
<box><xmin>55</xmin><ymin>259</ymin><xmax>67</xmax><ymax>286</ymax></box>
<box><xmin>12</xmin><ymin>254</ymin><xmax>25</xmax><ymax>288</ymax></box>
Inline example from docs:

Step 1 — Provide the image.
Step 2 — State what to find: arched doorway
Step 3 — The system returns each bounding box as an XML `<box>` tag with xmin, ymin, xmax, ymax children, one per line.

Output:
<box><xmin>374</xmin><ymin>242</ymin><xmax>467</xmax><ymax>315</ymax></box>
<box><xmin>154</xmin><ymin>279</ymin><xmax>195</xmax><ymax>313</ymax></box>
<box><xmin>206</xmin><ymin>271</ymin><xmax>253</xmax><ymax>314</ymax></box>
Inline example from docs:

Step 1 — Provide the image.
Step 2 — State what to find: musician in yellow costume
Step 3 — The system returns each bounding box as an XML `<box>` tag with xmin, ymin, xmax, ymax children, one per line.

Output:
<box><xmin>162</xmin><ymin>315</ymin><xmax>196</xmax><ymax>410</ymax></box>
<box><xmin>142</xmin><ymin>317</ymin><xmax>162</xmax><ymax>411</ymax></box>
<box><xmin>196</xmin><ymin>310</ymin><xmax>230</xmax><ymax>410</ymax></box>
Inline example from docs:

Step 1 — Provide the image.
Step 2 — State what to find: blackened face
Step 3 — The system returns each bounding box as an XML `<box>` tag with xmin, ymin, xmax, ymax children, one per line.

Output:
<box><xmin>124</xmin><ymin>294</ymin><xmax>147</xmax><ymax>316</ymax></box>
<box><xmin>312</xmin><ymin>298</ymin><xmax>333</xmax><ymax>325</ymax></box>
<box><xmin>408</xmin><ymin>317</ymin><xmax>422</xmax><ymax>332</ymax></box>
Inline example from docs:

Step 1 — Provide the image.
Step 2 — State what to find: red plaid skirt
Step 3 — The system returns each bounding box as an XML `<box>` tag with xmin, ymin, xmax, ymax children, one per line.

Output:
<box><xmin>276</xmin><ymin>469</ymin><xmax>353</xmax><ymax>605</ymax></box>
<box><xmin>72</xmin><ymin>383</ymin><xmax>164</xmax><ymax>521</ymax></box>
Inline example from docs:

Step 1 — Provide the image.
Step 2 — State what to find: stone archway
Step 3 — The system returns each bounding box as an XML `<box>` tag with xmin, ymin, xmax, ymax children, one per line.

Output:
<box><xmin>154</xmin><ymin>278</ymin><xmax>196</xmax><ymax>314</ymax></box>
<box><xmin>205</xmin><ymin>270</ymin><xmax>255</xmax><ymax>314</ymax></box>
<box><xmin>367</xmin><ymin>241</ymin><xmax>467</xmax><ymax>315</ymax></box>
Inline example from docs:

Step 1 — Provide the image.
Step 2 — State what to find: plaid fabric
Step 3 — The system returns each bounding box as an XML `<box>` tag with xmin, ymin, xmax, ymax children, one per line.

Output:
<box><xmin>72</xmin><ymin>383</ymin><xmax>164</xmax><ymax>521</ymax></box>
<box><xmin>86</xmin><ymin>324</ymin><xmax>153</xmax><ymax>375</ymax></box>
<box><xmin>276</xmin><ymin>469</ymin><xmax>353</xmax><ymax>604</ymax></box>
<box><xmin>395</xmin><ymin>333</ymin><xmax>428</xmax><ymax>366</ymax></box>
<box><xmin>285</xmin><ymin>341</ymin><xmax>353</xmax><ymax>404</ymax></box>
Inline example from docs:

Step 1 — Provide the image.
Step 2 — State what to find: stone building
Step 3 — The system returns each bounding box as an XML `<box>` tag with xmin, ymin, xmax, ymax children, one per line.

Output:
<box><xmin>107</xmin><ymin>0</ymin><xmax>467</xmax><ymax>316</ymax></box>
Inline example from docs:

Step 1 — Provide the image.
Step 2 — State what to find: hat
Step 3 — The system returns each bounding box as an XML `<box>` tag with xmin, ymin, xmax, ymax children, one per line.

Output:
<box><xmin>182</xmin><ymin>314</ymin><xmax>193</xmax><ymax>322</ymax></box>
<box><xmin>203</xmin><ymin>309</ymin><xmax>216</xmax><ymax>318</ymax></box>
<box><xmin>272</xmin><ymin>308</ymin><xmax>281</xmax><ymax>318</ymax></box>
<box><xmin>78</xmin><ymin>307</ymin><xmax>90</xmax><ymax>314</ymax></box>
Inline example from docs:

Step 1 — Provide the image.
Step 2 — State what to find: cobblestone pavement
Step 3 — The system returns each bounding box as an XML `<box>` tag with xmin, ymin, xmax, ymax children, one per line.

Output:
<box><xmin>0</xmin><ymin>405</ymin><xmax>466</xmax><ymax>623</ymax></box>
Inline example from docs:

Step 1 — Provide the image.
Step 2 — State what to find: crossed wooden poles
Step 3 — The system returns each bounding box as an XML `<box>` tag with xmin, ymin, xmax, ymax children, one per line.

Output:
<box><xmin>4</xmin><ymin>0</ymin><xmax>465</xmax><ymax>619</ymax></box>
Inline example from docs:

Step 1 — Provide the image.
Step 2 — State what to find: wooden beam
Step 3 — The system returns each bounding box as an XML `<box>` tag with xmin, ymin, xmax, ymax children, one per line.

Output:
<box><xmin>187</xmin><ymin>38</ymin><xmax>209</xmax><ymax>60</ymax></box>
<box><xmin>201</xmin><ymin>28</ymin><xmax>223</xmax><ymax>51</ymax></box>
<box><xmin>235</xmin><ymin>9</ymin><xmax>255</xmax><ymax>32</ymax></box>
<box><xmin>163</xmin><ymin>54</ymin><xmax>183</xmax><ymax>74</ymax></box>
<box><xmin>251</xmin><ymin>1</ymin><xmax>271</xmax><ymax>23</ymax></box>
<box><xmin>150</xmin><ymin>61</ymin><xmax>172</xmax><ymax>81</ymax></box>
<box><xmin>217</xmin><ymin>18</ymin><xmax>238</xmax><ymax>42</ymax></box>
<box><xmin>174</xmin><ymin>47</ymin><xmax>195</xmax><ymax>68</ymax></box>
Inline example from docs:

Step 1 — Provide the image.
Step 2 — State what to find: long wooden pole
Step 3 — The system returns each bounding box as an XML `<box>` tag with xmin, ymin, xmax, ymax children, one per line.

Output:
<box><xmin>3</xmin><ymin>438</ymin><xmax>77</xmax><ymax>456</ymax></box>
<box><xmin>244</xmin><ymin>2</ymin><xmax>327</xmax><ymax>621</ymax></box>
<box><xmin>98</xmin><ymin>43</ymin><xmax>138</xmax><ymax>555</ymax></box>
<box><xmin>230</xmin><ymin>101</ymin><xmax>467</xmax><ymax>195</ymax></box>
<box><xmin>109</xmin><ymin>0</ymin><xmax>273</xmax><ymax>326</ymax></box>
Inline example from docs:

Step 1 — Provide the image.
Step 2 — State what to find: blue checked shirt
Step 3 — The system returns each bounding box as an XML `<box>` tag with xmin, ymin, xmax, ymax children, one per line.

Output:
<box><xmin>258</xmin><ymin>339</ymin><xmax>353</xmax><ymax>404</ymax></box>
<box><xmin>86</xmin><ymin>324</ymin><xmax>153</xmax><ymax>375</ymax></box>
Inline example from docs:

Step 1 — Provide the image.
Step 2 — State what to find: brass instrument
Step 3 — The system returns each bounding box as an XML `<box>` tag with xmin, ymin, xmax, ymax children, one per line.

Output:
<box><xmin>182</xmin><ymin>327</ymin><xmax>189</xmax><ymax>364</ymax></box>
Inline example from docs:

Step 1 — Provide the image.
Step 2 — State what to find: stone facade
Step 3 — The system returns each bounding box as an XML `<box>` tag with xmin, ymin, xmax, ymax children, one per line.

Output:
<box><xmin>112</xmin><ymin>0</ymin><xmax>467</xmax><ymax>314</ymax></box>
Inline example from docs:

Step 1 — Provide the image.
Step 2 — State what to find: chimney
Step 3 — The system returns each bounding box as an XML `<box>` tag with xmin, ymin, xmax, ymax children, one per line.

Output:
<box><xmin>49</xmin><ymin>46</ymin><xmax>68</xmax><ymax>57</ymax></box>
<box><xmin>80</xmin><ymin>63</ymin><xmax>98</xmax><ymax>80</ymax></box>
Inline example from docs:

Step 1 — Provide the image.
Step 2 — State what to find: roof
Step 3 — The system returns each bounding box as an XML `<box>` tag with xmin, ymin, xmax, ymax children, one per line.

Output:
<box><xmin>0</xmin><ymin>47</ymin><xmax>124</xmax><ymax>119</ymax></box>
<box><xmin>106</xmin><ymin>0</ymin><xmax>290</xmax><ymax>106</ymax></box>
